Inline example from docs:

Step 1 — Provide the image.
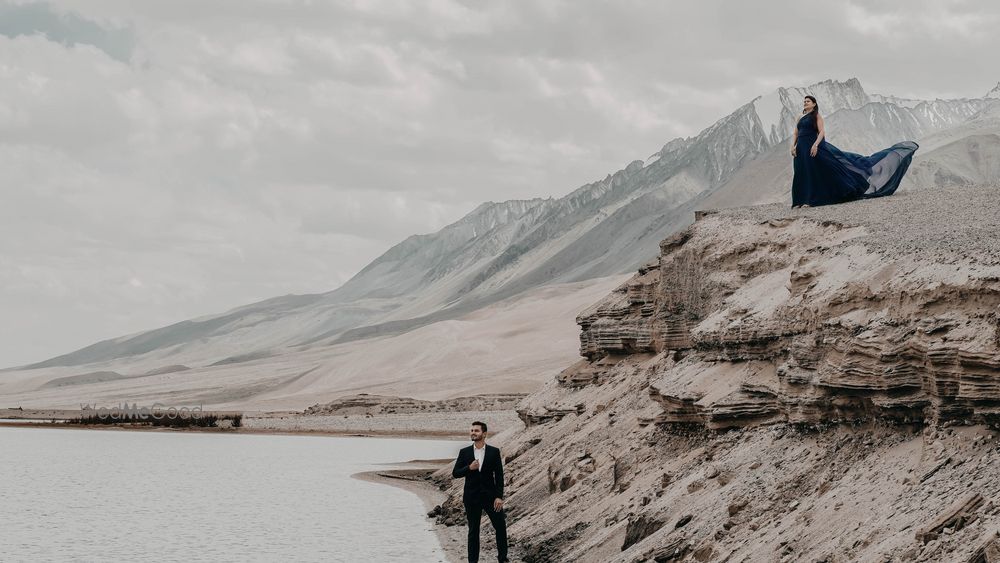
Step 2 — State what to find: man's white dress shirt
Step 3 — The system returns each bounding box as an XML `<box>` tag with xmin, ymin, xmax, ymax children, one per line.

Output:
<box><xmin>473</xmin><ymin>443</ymin><xmax>486</xmax><ymax>470</ymax></box>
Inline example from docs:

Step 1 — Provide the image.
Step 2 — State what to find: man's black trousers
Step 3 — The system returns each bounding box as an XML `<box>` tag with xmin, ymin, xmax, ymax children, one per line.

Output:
<box><xmin>464</xmin><ymin>499</ymin><xmax>508</xmax><ymax>563</ymax></box>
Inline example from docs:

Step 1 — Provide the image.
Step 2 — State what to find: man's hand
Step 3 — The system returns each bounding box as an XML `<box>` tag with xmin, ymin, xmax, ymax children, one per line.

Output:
<box><xmin>469</xmin><ymin>460</ymin><xmax>480</xmax><ymax>471</ymax></box>
<box><xmin>493</xmin><ymin>498</ymin><xmax>503</xmax><ymax>511</ymax></box>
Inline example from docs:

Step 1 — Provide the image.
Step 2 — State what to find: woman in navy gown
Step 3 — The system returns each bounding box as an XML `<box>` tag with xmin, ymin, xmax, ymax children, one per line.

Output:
<box><xmin>791</xmin><ymin>95</ymin><xmax>918</xmax><ymax>208</ymax></box>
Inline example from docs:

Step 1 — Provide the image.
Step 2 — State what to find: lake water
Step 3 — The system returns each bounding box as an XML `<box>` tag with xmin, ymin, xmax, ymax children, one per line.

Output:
<box><xmin>0</xmin><ymin>427</ymin><xmax>464</xmax><ymax>562</ymax></box>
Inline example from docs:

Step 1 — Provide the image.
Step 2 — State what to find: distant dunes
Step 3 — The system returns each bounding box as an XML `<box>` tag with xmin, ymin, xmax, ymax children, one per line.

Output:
<box><xmin>40</xmin><ymin>364</ymin><xmax>191</xmax><ymax>388</ymax></box>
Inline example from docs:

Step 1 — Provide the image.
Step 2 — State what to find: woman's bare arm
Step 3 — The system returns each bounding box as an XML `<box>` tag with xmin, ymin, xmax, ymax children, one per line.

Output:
<box><xmin>790</xmin><ymin>127</ymin><xmax>798</xmax><ymax>156</ymax></box>
<box><xmin>811</xmin><ymin>115</ymin><xmax>825</xmax><ymax>156</ymax></box>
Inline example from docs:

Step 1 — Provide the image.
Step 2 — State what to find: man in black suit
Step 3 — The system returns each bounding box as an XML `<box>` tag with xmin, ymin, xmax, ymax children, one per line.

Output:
<box><xmin>452</xmin><ymin>421</ymin><xmax>508</xmax><ymax>563</ymax></box>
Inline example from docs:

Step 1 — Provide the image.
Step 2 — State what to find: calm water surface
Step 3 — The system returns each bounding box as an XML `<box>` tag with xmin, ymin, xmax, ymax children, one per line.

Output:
<box><xmin>0</xmin><ymin>426</ymin><xmax>463</xmax><ymax>562</ymax></box>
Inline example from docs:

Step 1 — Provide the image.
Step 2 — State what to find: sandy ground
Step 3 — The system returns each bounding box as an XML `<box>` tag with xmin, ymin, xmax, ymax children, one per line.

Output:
<box><xmin>0</xmin><ymin>275</ymin><xmax>628</xmax><ymax>412</ymax></box>
<box><xmin>719</xmin><ymin>181</ymin><xmax>1000</xmax><ymax>263</ymax></box>
<box><xmin>244</xmin><ymin>410</ymin><xmax>523</xmax><ymax>438</ymax></box>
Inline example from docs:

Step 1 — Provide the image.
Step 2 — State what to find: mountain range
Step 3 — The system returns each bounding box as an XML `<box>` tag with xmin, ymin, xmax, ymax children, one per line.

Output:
<box><xmin>3</xmin><ymin>77</ymin><xmax>999</xmax><ymax>410</ymax></box>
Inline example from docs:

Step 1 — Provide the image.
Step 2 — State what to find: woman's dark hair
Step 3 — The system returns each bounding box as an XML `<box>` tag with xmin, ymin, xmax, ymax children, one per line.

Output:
<box><xmin>472</xmin><ymin>421</ymin><xmax>487</xmax><ymax>432</ymax></box>
<box><xmin>803</xmin><ymin>95</ymin><xmax>819</xmax><ymax>117</ymax></box>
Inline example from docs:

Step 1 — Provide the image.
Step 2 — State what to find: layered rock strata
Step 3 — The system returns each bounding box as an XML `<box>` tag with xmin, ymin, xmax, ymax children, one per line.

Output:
<box><xmin>436</xmin><ymin>185</ymin><xmax>1000</xmax><ymax>562</ymax></box>
<box><xmin>566</xmin><ymin>187</ymin><xmax>1000</xmax><ymax>431</ymax></box>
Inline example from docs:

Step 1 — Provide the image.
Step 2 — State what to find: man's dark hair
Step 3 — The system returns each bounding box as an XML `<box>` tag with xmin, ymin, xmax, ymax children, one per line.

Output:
<box><xmin>472</xmin><ymin>421</ymin><xmax>488</xmax><ymax>432</ymax></box>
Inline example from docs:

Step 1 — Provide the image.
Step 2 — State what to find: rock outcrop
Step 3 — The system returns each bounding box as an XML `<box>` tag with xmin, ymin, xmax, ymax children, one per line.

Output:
<box><xmin>567</xmin><ymin>186</ymin><xmax>1000</xmax><ymax>431</ymax></box>
<box><xmin>456</xmin><ymin>184</ymin><xmax>1000</xmax><ymax>562</ymax></box>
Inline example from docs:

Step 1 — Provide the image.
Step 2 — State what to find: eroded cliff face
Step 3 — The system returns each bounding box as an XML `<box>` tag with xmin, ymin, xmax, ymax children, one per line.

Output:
<box><xmin>433</xmin><ymin>186</ymin><xmax>1000</xmax><ymax>563</ymax></box>
<box><xmin>574</xmin><ymin>212</ymin><xmax>1000</xmax><ymax>430</ymax></box>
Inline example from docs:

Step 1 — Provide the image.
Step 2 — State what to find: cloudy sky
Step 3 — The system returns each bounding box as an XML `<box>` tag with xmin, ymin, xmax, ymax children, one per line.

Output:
<box><xmin>2</xmin><ymin>0</ymin><xmax>998</xmax><ymax>368</ymax></box>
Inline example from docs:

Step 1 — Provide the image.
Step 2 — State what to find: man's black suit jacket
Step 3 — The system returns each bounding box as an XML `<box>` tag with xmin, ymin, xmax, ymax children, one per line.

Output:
<box><xmin>452</xmin><ymin>444</ymin><xmax>504</xmax><ymax>504</ymax></box>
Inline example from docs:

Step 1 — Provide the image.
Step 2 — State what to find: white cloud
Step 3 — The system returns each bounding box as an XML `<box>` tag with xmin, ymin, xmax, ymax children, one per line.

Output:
<box><xmin>846</xmin><ymin>0</ymin><xmax>999</xmax><ymax>43</ymax></box>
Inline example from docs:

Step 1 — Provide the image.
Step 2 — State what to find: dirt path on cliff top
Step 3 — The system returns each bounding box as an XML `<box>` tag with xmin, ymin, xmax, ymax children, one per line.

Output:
<box><xmin>709</xmin><ymin>183</ymin><xmax>1000</xmax><ymax>263</ymax></box>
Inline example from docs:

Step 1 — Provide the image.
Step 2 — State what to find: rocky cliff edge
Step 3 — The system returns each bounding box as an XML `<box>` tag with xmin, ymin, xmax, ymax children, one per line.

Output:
<box><xmin>433</xmin><ymin>184</ymin><xmax>1000</xmax><ymax>562</ymax></box>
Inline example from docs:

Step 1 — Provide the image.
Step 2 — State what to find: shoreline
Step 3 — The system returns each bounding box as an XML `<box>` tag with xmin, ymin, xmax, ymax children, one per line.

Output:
<box><xmin>0</xmin><ymin>420</ymin><xmax>469</xmax><ymax>440</ymax></box>
<box><xmin>353</xmin><ymin>464</ymin><xmax>466</xmax><ymax>563</ymax></box>
<box><xmin>0</xmin><ymin>406</ymin><xmax>524</xmax><ymax>440</ymax></box>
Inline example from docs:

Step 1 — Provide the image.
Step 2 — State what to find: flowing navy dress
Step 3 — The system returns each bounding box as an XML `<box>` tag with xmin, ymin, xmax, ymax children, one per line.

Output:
<box><xmin>791</xmin><ymin>112</ymin><xmax>918</xmax><ymax>207</ymax></box>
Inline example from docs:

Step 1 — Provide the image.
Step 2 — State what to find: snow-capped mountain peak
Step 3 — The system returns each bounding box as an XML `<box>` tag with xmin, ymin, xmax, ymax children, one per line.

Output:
<box><xmin>752</xmin><ymin>77</ymin><xmax>871</xmax><ymax>145</ymax></box>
